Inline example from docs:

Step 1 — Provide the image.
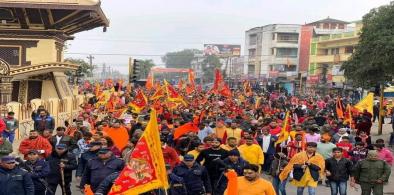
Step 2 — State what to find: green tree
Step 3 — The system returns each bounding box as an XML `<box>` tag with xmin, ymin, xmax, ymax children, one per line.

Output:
<box><xmin>341</xmin><ymin>3</ymin><xmax>394</xmax><ymax>88</ymax></box>
<box><xmin>137</xmin><ymin>59</ymin><xmax>155</xmax><ymax>79</ymax></box>
<box><xmin>202</xmin><ymin>55</ymin><xmax>222</xmax><ymax>83</ymax></box>
<box><xmin>161</xmin><ymin>49</ymin><xmax>201</xmax><ymax>68</ymax></box>
<box><xmin>65</xmin><ymin>58</ymin><xmax>94</xmax><ymax>77</ymax></box>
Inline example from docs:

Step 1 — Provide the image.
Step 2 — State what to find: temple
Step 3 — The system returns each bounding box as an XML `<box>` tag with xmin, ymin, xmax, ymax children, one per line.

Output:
<box><xmin>0</xmin><ymin>0</ymin><xmax>108</xmax><ymax>104</ymax></box>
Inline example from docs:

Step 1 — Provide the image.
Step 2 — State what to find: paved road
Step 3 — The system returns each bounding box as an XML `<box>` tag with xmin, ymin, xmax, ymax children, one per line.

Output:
<box><xmin>14</xmin><ymin>119</ymin><xmax>390</xmax><ymax>194</ymax></box>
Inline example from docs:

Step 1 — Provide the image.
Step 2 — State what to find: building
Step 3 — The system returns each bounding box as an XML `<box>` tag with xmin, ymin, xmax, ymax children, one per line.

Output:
<box><xmin>244</xmin><ymin>24</ymin><xmax>301</xmax><ymax>82</ymax></box>
<box><xmin>308</xmin><ymin>22</ymin><xmax>362</xmax><ymax>93</ymax></box>
<box><xmin>0</xmin><ymin>0</ymin><xmax>108</xmax><ymax>104</ymax></box>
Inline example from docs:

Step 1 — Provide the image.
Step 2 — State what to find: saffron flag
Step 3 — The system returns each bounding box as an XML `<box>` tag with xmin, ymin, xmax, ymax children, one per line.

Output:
<box><xmin>150</xmin><ymin>86</ymin><xmax>165</xmax><ymax>100</ymax></box>
<box><xmin>177</xmin><ymin>78</ymin><xmax>184</xmax><ymax>90</ymax></box>
<box><xmin>164</xmin><ymin>80</ymin><xmax>185</xmax><ymax>103</ymax></box>
<box><xmin>185</xmin><ymin>84</ymin><xmax>194</xmax><ymax>95</ymax></box>
<box><xmin>344</xmin><ymin>104</ymin><xmax>352</xmax><ymax>125</ymax></box>
<box><xmin>275</xmin><ymin>111</ymin><xmax>291</xmax><ymax>146</ymax></box>
<box><xmin>336</xmin><ymin>97</ymin><xmax>344</xmax><ymax>119</ymax></box>
<box><xmin>173</xmin><ymin>122</ymin><xmax>199</xmax><ymax>139</ymax></box>
<box><xmin>213</xmin><ymin>69</ymin><xmax>223</xmax><ymax>92</ymax></box>
<box><xmin>354</xmin><ymin>93</ymin><xmax>374</xmax><ymax>114</ymax></box>
<box><xmin>129</xmin><ymin>89</ymin><xmax>148</xmax><ymax>113</ymax></box>
<box><xmin>109</xmin><ymin>109</ymin><xmax>169</xmax><ymax>194</ymax></box>
<box><xmin>84</xmin><ymin>185</ymin><xmax>94</xmax><ymax>195</ymax></box>
<box><xmin>219</xmin><ymin>84</ymin><xmax>232</xmax><ymax>97</ymax></box>
<box><xmin>224</xmin><ymin>170</ymin><xmax>238</xmax><ymax>195</ymax></box>
<box><xmin>103</xmin><ymin>126</ymin><xmax>129</xmax><ymax>151</ymax></box>
<box><xmin>243</xmin><ymin>80</ymin><xmax>252</xmax><ymax>96</ymax></box>
<box><xmin>146</xmin><ymin>72</ymin><xmax>154</xmax><ymax>90</ymax></box>
<box><xmin>188</xmin><ymin>69</ymin><xmax>196</xmax><ymax>89</ymax></box>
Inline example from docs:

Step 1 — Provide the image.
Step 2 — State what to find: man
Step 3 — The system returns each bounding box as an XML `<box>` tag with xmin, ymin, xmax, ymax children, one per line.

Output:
<box><xmin>287</xmin><ymin>133</ymin><xmax>306</xmax><ymax>159</ymax></box>
<box><xmin>223</xmin><ymin>120</ymin><xmax>243</xmax><ymax>144</ymax></box>
<box><xmin>19</xmin><ymin>149</ymin><xmax>51</xmax><ymax>195</ymax></box>
<box><xmin>46</xmin><ymin>144</ymin><xmax>77</xmax><ymax>195</ymax></box>
<box><xmin>238</xmin><ymin>136</ymin><xmax>264</xmax><ymax>169</ymax></box>
<box><xmin>171</xmin><ymin>154</ymin><xmax>212</xmax><ymax>195</ymax></box>
<box><xmin>317</xmin><ymin>134</ymin><xmax>336</xmax><ymax>160</ymax></box>
<box><xmin>0</xmin><ymin>132</ymin><xmax>12</xmax><ymax>158</ymax></box>
<box><xmin>19</xmin><ymin>129</ymin><xmax>52</xmax><ymax>159</ymax></box>
<box><xmin>196</xmin><ymin>138</ymin><xmax>228</xmax><ymax>195</ymax></box>
<box><xmin>279</xmin><ymin>142</ymin><xmax>325</xmax><ymax>195</ymax></box>
<box><xmin>225</xmin><ymin>164</ymin><xmax>275</xmax><ymax>195</ymax></box>
<box><xmin>161</xmin><ymin>138</ymin><xmax>180</xmax><ymax>170</ymax></box>
<box><xmin>198</xmin><ymin>122</ymin><xmax>214</xmax><ymax>141</ymax></box>
<box><xmin>94</xmin><ymin>172</ymin><xmax>120</xmax><ymax>195</ymax></box>
<box><xmin>270</xmin><ymin>153</ymin><xmax>288</xmax><ymax>195</ymax></box>
<box><xmin>187</xmin><ymin>142</ymin><xmax>205</xmax><ymax>160</ymax></box>
<box><xmin>352</xmin><ymin>150</ymin><xmax>391</xmax><ymax>195</ymax></box>
<box><xmin>0</xmin><ymin>156</ymin><xmax>34</xmax><ymax>195</ymax></box>
<box><xmin>2</xmin><ymin>112</ymin><xmax>18</xmax><ymax>143</ymax></box>
<box><xmin>325</xmin><ymin>148</ymin><xmax>353</xmax><ymax>195</ymax></box>
<box><xmin>349</xmin><ymin>142</ymin><xmax>368</xmax><ymax>164</ymax></box>
<box><xmin>333</xmin><ymin>128</ymin><xmax>355</xmax><ymax>144</ymax></box>
<box><xmin>221</xmin><ymin>137</ymin><xmax>238</xmax><ymax>151</ymax></box>
<box><xmin>214</xmin><ymin>119</ymin><xmax>227</xmax><ymax>140</ymax></box>
<box><xmin>256</xmin><ymin>127</ymin><xmax>277</xmax><ymax>172</ymax></box>
<box><xmin>49</xmin><ymin>127</ymin><xmax>76</xmax><ymax>150</ymax></box>
<box><xmin>269</xmin><ymin>121</ymin><xmax>282</xmax><ymax>136</ymax></box>
<box><xmin>34</xmin><ymin>110</ymin><xmax>55</xmax><ymax>133</ymax></box>
<box><xmin>76</xmin><ymin>141</ymin><xmax>101</xmax><ymax>181</ymax></box>
<box><xmin>80</xmin><ymin>148</ymin><xmax>124</xmax><ymax>192</ymax></box>
<box><xmin>222</xmin><ymin>149</ymin><xmax>249</xmax><ymax>176</ymax></box>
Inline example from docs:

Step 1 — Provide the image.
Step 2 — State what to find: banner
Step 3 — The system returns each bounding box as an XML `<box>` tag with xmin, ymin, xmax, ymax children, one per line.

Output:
<box><xmin>109</xmin><ymin>109</ymin><xmax>169</xmax><ymax>194</ymax></box>
<box><xmin>354</xmin><ymin>93</ymin><xmax>374</xmax><ymax>114</ymax></box>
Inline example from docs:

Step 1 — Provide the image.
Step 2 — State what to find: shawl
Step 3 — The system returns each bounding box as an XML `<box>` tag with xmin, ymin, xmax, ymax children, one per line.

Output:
<box><xmin>279</xmin><ymin>151</ymin><xmax>325</xmax><ymax>181</ymax></box>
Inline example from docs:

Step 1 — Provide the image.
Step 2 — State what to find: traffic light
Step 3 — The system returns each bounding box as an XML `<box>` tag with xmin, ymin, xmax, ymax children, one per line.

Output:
<box><xmin>129</xmin><ymin>59</ymin><xmax>141</xmax><ymax>83</ymax></box>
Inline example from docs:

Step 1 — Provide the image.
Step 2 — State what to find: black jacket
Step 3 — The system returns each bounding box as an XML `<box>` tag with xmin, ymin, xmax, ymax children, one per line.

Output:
<box><xmin>20</xmin><ymin>159</ymin><xmax>50</xmax><ymax>191</ymax></box>
<box><xmin>171</xmin><ymin>162</ymin><xmax>212</xmax><ymax>194</ymax></box>
<box><xmin>46</xmin><ymin>150</ymin><xmax>77</xmax><ymax>184</ymax></box>
<box><xmin>76</xmin><ymin>150</ymin><xmax>98</xmax><ymax>177</ymax></box>
<box><xmin>0</xmin><ymin>167</ymin><xmax>34</xmax><ymax>195</ymax></box>
<box><xmin>293</xmin><ymin>163</ymin><xmax>322</xmax><ymax>182</ymax></box>
<box><xmin>94</xmin><ymin>172</ymin><xmax>119</xmax><ymax>195</ymax></box>
<box><xmin>49</xmin><ymin>135</ymin><xmax>77</xmax><ymax>151</ymax></box>
<box><xmin>325</xmin><ymin>157</ymin><xmax>353</xmax><ymax>182</ymax></box>
<box><xmin>80</xmin><ymin>156</ymin><xmax>124</xmax><ymax>192</ymax></box>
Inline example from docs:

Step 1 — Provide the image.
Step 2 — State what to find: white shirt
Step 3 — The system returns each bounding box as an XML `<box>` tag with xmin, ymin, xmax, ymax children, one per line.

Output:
<box><xmin>262</xmin><ymin>134</ymin><xmax>271</xmax><ymax>153</ymax></box>
<box><xmin>56</xmin><ymin>135</ymin><xmax>62</xmax><ymax>145</ymax></box>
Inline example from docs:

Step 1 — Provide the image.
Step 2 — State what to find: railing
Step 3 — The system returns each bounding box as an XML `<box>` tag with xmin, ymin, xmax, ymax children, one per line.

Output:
<box><xmin>0</xmin><ymin>95</ymin><xmax>86</xmax><ymax>141</ymax></box>
<box><xmin>312</xmin><ymin>31</ymin><xmax>358</xmax><ymax>43</ymax></box>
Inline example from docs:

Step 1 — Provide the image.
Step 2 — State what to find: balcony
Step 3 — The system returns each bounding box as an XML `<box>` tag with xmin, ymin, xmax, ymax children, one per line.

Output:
<box><xmin>313</xmin><ymin>53</ymin><xmax>352</xmax><ymax>64</ymax></box>
<box><xmin>312</xmin><ymin>31</ymin><xmax>358</xmax><ymax>43</ymax></box>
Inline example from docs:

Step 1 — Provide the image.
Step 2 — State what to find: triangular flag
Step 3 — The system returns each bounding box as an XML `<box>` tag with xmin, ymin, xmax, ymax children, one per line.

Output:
<box><xmin>336</xmin><ymin>97</ymin><xmax>344</xmax><ymax>119</ymax></box>
<box><xmin>173</xmin><ymin>122</ymin><xmax>199</xmax><ymax>139</ymax></box>
<box><xmin>275</xmin><ymin>111</ymin><xmax>291</xmax><ymax>146</ymax></box>
<box><xmin>146</xmin><ymin>72</ymin><xmax>154</xmax><ymax>90</ymax></box>
<box><xmin>129</xmin><ymin>89</ymin><xmax>148</xmax><ymax>113</ymax></box>
<box><xmin>354</xmin><ymin>93</ymin><xmax>374</xmax><ymax>114</ymax></box>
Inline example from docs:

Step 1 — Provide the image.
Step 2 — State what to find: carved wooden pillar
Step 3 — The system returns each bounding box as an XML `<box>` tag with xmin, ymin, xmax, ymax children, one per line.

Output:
<box><xmin>0</xmin><ymin>59</ymin><xmax>12</xmax><ymax>104</ymax></box>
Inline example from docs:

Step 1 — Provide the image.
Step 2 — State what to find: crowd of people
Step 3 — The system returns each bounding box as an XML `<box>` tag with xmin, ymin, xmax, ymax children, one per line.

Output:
<box><xmin>0</xmin><ymin>81</ymin><xmax>393</xmax><ymax>195</ymax></box>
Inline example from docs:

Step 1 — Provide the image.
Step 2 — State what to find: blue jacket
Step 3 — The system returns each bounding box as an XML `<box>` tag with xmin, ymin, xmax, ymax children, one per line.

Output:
<box><xmin>94</xmin><ymin>172</ymin><xmax>119</xmax><ymax>195</ymax></box>
<box><xmin>0</xmin><ymin>167</ymin><xmax>34</xmax><ymax>195</ymax></box>
<box><xmin>34</xmin><ymin>115</ymin><xmax>55</xmax><ymax>131</ymax></box>
<box><xmin>46</xmin><ymin>151</ymin><xmax>77</xmax><ymax>184</ymax></box>
<box><xmin>80</xmin><ymin>156</ymin><xmax>124</xmax><ymax>192</ymax></box>
<box><xmin>223</xmin><ymin>157</ymin><xmax>249</xmax><ymax>176</ymax></box>
<box><xmin>21</xmin><ymin>159</ymin><xmax>50</xmax><ymax>191</ymax></box>
<box><xmin>172</xmin><ymin>162</ymin><xmax>212</xmax><ymax>194</ymax></box>
<box><xmin>76</xmin><ymin>150</ymin><xmax>98</xmax><ymax>177</ymax></box>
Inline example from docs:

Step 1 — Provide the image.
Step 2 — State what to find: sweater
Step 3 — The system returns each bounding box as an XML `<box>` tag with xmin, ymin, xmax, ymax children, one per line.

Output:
<box><xmin>238</xmin><ymin>144</ymin><xmax>264</xmax><ymax>165</ymax></box>
<box><xmin>317</xmin><ymin>142</ymin><xmax>336</xmax><ymax>159</ymax></box>
<box><xmin>225</xmin><ymin>176</ymin><xmax>275</xmax><ymax>195</ymax></box>
<box><xmin>378</xmin><ymin>148</ymin><xmax>394</xmax><ymax>166</ymax></box>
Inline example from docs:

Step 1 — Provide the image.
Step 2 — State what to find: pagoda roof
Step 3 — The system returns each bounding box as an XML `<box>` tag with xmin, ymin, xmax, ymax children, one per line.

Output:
<box><xmin>0</xmin><ymin>0</ymin><xmax>109</xmax><ymax>36</ymax></box>
<box><xmin>307</xmin><ymin>17</ymin><xmax>349</xmax><ymax>25</ymax></box>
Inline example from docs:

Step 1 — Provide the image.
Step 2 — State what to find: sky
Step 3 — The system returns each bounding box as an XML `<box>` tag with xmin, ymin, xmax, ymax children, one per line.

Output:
<box><xmin>65</xmin><ymin>0</ymin><xmax>392</xmax><ymax>73</ymax></box>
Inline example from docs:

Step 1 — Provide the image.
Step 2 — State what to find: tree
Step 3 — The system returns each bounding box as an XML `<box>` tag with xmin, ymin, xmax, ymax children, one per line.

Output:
<box><xmin>137</xmin><ymin>59</ymin><xmax>155</xmax><ymax>80</ymax></box>
<box><xmin>201</xmin><ymin>55</ymin><xmax>222</xmax><ymax>83</ymax></box>
<box><xmin>65</xmin><ymin>58</ymin><xmax>94</xmax><ymax>77</ymax></box>
<box><xmin>341</xmin><ymin>3</ymin><xmax>394</xmax><ymax>88</ymax></box>
<box><xmin>161</xmin><ymin>49</ymin><xmax>201</xmax><ymax>68</ymax></box>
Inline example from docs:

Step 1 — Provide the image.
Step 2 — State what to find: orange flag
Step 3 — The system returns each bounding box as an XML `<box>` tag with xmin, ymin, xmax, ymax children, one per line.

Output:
<box><xmin>219</xmin><ymin>84</ymin><xmax>232</xmax><ymax>97</ymax></box>
<box><xmin>84</xmin><ymin>185</ymin><xmax>94</xmax><ymax>195</ymax></box>
<box><xmin>173</xmin><ymin>122</ymin><xmax>199</xmax><ymax>139</ymax></box>
<box><xmin>109</xmin><ymin>109</ymin><xmax>169</xmax><ymax>195</ymax></box>
<box><xmin>146</xmin><ymin>72</ymin><xmax>153</xmax><ymax>90</ymax></box>
<box><xmin>213</xmin><ymin>69</ymin><xmax>223</xmax><ymax>92</ymax></box>
<box><xmin>177</xmin><ymin>79</ymin><xmax>184</xmax><ymax>90</ymax></box>
<box><xmin>94</xmin><ymin>83</ymin><xmax>101</xmax><ymax>97</ymax></box>
<box><xmin>150</xmin><ymin>86</ymin><xmax>165</xmax><ymax>100</ymax></box>
<box><xmin>188</xmin><ymin>69</ymin><xmax>196</xmax><ymax>89</ymax></box>
<box><xmin>103</xmin><ymin>126</ymin><xmax>129</xmax><ymax>151</ymax></box>
<box><xmin>336</xmin><ymin>97</ymin><xmax>344</xmax><ymax>119</ymax></box>
<box><xmin>275</xmin><ymin>111</ymin><xmax>291</xmax><ymax>146</ymax></box>
<box><xmin>117</xmin><ymin>79</ymin><xmax>124</xmax><ymax>92</ymax></box>
<box><xmin>165</xmin><ymin>80</ymin><xmax>185</xmax><ymax>103</ymax></box>
<box><xmin>129</xmin><ymin>89</ymin><xmax>147</xmax><ymax>113</ymax></box>
<box><xmin>224</xmin><ymin>170</ymin><xmax>238</xmax><ymax>195</ymax></box>
<box><xmin>185</xmin><ymin>84</ymin><xmax>194</xmax><ymax>95</ymax></box>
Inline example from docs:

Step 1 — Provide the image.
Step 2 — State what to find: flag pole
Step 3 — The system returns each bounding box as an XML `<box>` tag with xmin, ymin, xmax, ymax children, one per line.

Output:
<box><xmin>378</xmin><ymin>84</ymin><xmax>384</xmax><ymax>135</ymax></box>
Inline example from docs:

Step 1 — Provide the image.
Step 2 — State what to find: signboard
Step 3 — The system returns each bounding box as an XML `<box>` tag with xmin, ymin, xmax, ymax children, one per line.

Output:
<box><xmin>269</xmin><ymin>71</ymin><xmax>279</xmax><ymax>78</ymax></box>
<box><xmin>307</xmin><ymin>75</ymin><xmax>319</xmax><ymax>83</ymax></box>
<box><xmin>203</xmin><ymin>44</ymin><xmax>241</xmax><ymax>57</ymax></box>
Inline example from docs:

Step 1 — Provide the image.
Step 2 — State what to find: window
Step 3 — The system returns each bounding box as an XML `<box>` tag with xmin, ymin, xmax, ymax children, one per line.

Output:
<box><xmin>0</xmin><ymin>46</ymin><xmax>20</xmax><ymax>65</ymax></box>
<box><xmin>248</xmin><ymin>64</ymin><xmax>255</xmax><ymax>75</ymax></box>
<box><xmin>331</xmin><ymin>48</ymin><xmax>340</xmax><ymax>55</ymax></box>
<box><xmin>338</xmin><ymin>24</ymin><xmax>345</xmax><ymax>29</ymax></box>
<box><xmin>248</xmin><ymin>49</ymin><xmax>256</xmax><ymax>57</ymax></box>
<box><xmin>272</xmin><ymin>33</ymin><xmax>276</xmax><ymax>40</ymax></box>
<box><xmin>323</xmin><ymin>23</ymin><xmax>329</xmax><ymax>29</ymax></box>
<box><xmin>270</xmin><ymin>64</ymin><xmax>296</xmax><ymax>72</ymax></box>
<box><xmin>323</xmin><ymin>49</ymin><xmax>329</xmax><ymax>55</ymax></box>
<box><xmin>345</xmin><ymin>46</ymin><xmax>354</xmax><ymax>54</ymax></box>
<box><xmin>249</xmin><ymin>34</ymin><xmax>257</xmax><ymax>45</ymax></box>
<box><xmin>271</xmin><ymin>48</ymin><xmax>275</xmax><ymax>55</ymax></box>
<box><xmin>276</xmin><ymin>48</ymin><xmax>298</xmax><ymax>58</ymax></box>
<box><xmin>330</xmin><ymin>23</ymin><xmax>337</xmax><ymax>29</ymax></box>
<box><xmin>277</xmin><ymin>33</ymin><xmax>299</xmax><ymax>43</ymax></box>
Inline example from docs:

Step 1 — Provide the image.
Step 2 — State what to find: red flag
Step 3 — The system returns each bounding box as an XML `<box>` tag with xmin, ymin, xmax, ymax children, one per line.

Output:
<box><xmin>129</xmin><ymin>89</ymin><xmax>147</xmax><ymax>113</ymax></box>
<box><xmin>173</xmin><ymin>122</ymin><xmax>199</xmax><ymax>139</ymax></box>
<box><xmin>109</xmin><ymin>110</ymin><xmax>168</xmax><ymax>194</ymax></box>
<box><xmin>150</xmin><ymin>86</ymin><xmax>165</xmax><ymax>100</ymax></box>
<box><xmin>103</xmin><ymin>126</ymin><xmax>129</xmax><ymax>151</ymax></box>
<box><xmin>177</xmin><ymin>79</ymin><xmax>184</xmax><ymax>90</ymax></box>
<box><xmin>213</xmin><ymin>69</ymin><xmax>223</xmax><ymax>92</ymax></box>
<box><xmin>146</xmin><ymin>72</ymin><xmax>153</xmax><ymax>90</ymax></box>
<box><xmin>185</xmin><ymin>84</ymin><xmax>194</xmax><ymax>95</ymax></box>
<box><xmin>219</xmin><ymin>84</ymin><xmax>232</xmax><ymax>97</ymax></box>
<box><xmin>197</xmin><ymin>84</ymin><xmax>203</xmax><ymax>93</ymax></box>
<box><xmin>165</xmin><ymin>80</ymin><xmax>185</xmax><ymax>103</ymax></box>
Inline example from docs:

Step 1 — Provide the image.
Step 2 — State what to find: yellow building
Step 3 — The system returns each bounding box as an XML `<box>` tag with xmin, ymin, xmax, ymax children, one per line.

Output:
<box><xmin>308</xmin><ymin>22</ymin><xmax>362</xmax><ymax>91</ymax></box>
<box><xmin>0</xmin><ymin>0</ymin><xmax>108</xmax><ymax>104</ymax></box>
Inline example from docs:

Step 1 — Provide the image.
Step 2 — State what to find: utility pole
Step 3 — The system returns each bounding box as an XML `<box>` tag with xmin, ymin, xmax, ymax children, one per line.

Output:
<box><xmin>378</xmin><ymin>83</ymin><xmax>385</xmax><ymax>135</ymax></box>
<box><xmin>87</xmin><ymin>54</ymin><xmax>94</xmax><ymax>66</ymax></box>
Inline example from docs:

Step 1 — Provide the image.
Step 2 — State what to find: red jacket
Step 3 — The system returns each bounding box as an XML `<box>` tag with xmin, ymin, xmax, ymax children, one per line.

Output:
<box><xmin>0</xmin><ymin>119</ymin><xmax>5</xmax><ymax>133</ymax></box>
<box><xmin>19</xmin><ymin>136</ymin><xmax>52</xmax><ymax>159</ymax></box>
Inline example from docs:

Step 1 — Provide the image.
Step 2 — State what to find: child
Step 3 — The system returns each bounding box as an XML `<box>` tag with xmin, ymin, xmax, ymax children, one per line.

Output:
<box><xmin>348</xmin><ymin>142</ymin><xmax>368</xmax><ymax>164</ymax></box>
<box><xmin>336</xmin><ymin>136</ymin><xmax>353</xmax><ymax>159</ymax></box>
